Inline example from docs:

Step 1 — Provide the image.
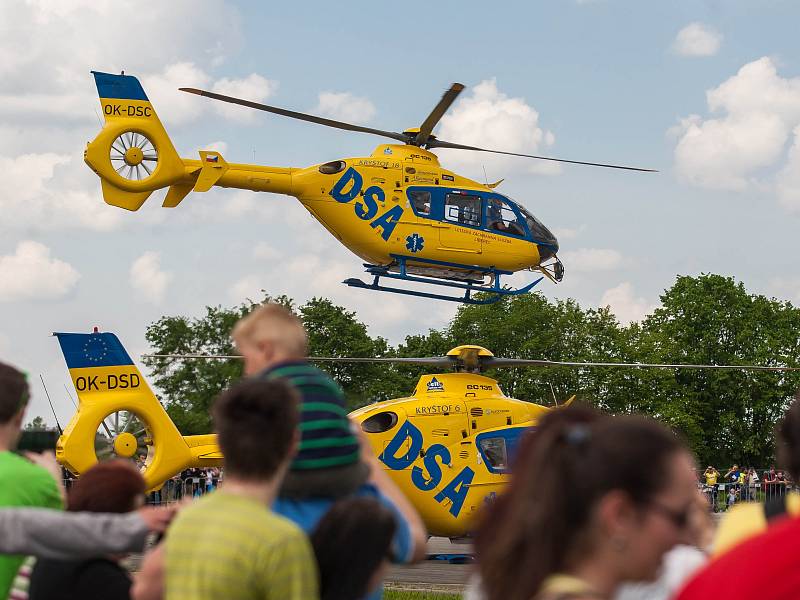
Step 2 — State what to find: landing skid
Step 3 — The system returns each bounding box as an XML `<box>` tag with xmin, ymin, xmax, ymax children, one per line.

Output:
<box><xmin>343</xmin><ymin>254</ymin><xmax>544</xmax><ymax>305</ymax></box>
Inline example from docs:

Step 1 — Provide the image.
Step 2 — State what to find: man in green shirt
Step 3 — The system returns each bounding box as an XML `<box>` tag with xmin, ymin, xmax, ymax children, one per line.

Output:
<box><xmin>0</xmin><ymin>362</ymin><xmax>63</xmax><ymax>599</ymax></box>
<box><xmin>165</xmin><ymin>378</ymin><xmax>318</xmax><ymax>600</ymax></box>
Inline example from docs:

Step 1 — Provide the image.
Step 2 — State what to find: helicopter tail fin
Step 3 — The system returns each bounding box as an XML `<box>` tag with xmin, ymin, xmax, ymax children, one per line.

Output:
<box><xmin>53</xmin><ymin>330</ymin><xmax>197</xmax><ymax>489</ymax></box>
<box><xmin>85</xmin><ymin>71</ymin><xmax>189</xmax><ymax>211</ymax></box>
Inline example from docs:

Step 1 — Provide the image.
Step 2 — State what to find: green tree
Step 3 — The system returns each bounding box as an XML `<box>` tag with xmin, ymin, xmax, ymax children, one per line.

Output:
<box><xmin>144</xmin><ymin>303</ymin><xmax>253</xmax><ymax>434</ymax></box>
<box><xmin>24</xmin><ymin>416</ymin><xmax>47</xmax><ymax>430</ymax></box>
<box><xmin>441</xmin><ymin>293</ymin><xmax>636</xmax><ymax>408</ymax></box>
<box><xmin>142</xmin><ymin>275</ymin><xmax>800</xmax><ymax>467</ymax></box>
<box><xmin>637</xmin><ymin>274</ymin><xmax>800</xmax><ymax>467</ymax></box>
<box><xmin>300</xmin><ymin>297</ymin><xmax>394</xmax><ymax>407</ymax></box>
<box><xmin>144</xmin><ymin>294</ymin><xmax>395</xmax><ymax>433</ymax></box>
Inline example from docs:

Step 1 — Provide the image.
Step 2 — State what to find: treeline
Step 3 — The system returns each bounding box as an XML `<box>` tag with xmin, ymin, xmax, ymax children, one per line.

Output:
<box><xmin>144</xmin><ymin>274</ymin><xmax>800</xmax><ymax>467</ymax></box>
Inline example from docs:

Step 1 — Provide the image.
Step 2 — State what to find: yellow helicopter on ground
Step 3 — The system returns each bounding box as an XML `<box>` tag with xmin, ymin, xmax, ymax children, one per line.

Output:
<box><xmin>84</xmin><ymin>71</ymin><xmax>654</xmax><ymax>304</ymax></box>
<box><xmin>52</xmin><ymin>329</ymin><xmax>799</xmax><ymax>538</ymax></box>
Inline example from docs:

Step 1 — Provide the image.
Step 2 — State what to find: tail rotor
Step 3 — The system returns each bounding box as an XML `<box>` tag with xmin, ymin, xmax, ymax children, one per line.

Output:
<box><xmin>86</xmin><ymin>71</ymin><xmax>185</xmax><ymax>210</ymax></box>
<box><xmin>110</xmin><ymin>131</ymin><xmax>158</xmax><ymax>182</ymax></box>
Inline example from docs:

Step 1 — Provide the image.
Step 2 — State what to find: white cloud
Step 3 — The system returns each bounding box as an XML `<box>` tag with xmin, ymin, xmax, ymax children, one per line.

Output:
<box><xmin>203</xmin><ymin>141</ymin><xmax>228</xmax><ymax>155</ymax></box>
<box><xmin>314</xmin><ymin>92</ymin><xmax>376</xmax><ymax>124</ymax></box>
<box><xmin>672</xmin><ymin>57</ymin><xmax>800</xmax><ymax>196</ymax></box>
<box><xmin>672</xmin><ymin>23</ymin><xmax>722</xmax><ymax>57</ymax></box>
<box><xmin>253</xmin><ymin>242</ymin><xmax>281</xmax><ymax>261</ymax></box>
<box><xmin>777</xmin><ymin>126</ymin><xmax>800</xmax><ymax>212</ymax></box>
<box><xmin>434</xmin><ymin>79</ymin><xmax>557</xmax><ymax>176</ymax></box>
<box><xmin>144</xmin><ymin>64</ymin><xmax>277</xmax><ymax>126</ymax></box>
<box><xmin>229</xmin><ymin>275</ymin><xmax>265</xmax><ymax>302</ymax></box>
<box><xmin>767</xmin><ymin>276</ymin><xmax>800</xmax><ymax>304</ymax></box>
<box><xmin>142</xmin><ymin>63</ymin><xmax>212</xmax><ymax>126</ymax></box>
<box><xmin>0</xmin><ymin>1</ymin><xmax>243</xmax><ymax>124</ymax></box>
<box><xmin>600</xmin><ymin>282</ymin><xmax>657</xmax><ymax>324</ymax></box>
<box><xmin>0</xmin><ymin>241</ymin><xmax>80</xmax><ymax>302</ymax></box>
<box><xmin>130</xmin><ymin>252</ymin><xmax>173</xmax><ymax>304</ymax></box>
<box><xmin>0</xmin><ymin>153</ymin><xmax>124</xmax><ymax>232</ymax></box>
<box><xmin>553</xmin><ymin>225</ymin><xmax>587</xmax><ymax>241</ymax></box>
<box><xmin>560</xmin><ymin>248</ymin><xmax>623</xmax><ymax>272</ymax></box>
<box><xmin>212</xmin><ymin>74</ymin><xmax>278</xmax><ymax>122</ymax></box>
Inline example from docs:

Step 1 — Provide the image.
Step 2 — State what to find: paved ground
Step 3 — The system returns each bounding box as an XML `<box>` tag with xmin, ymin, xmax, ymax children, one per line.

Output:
<box><xmin>386</xmin><ymin>537</ymin><xmax>472</xmax><ymax>593</ymax></box>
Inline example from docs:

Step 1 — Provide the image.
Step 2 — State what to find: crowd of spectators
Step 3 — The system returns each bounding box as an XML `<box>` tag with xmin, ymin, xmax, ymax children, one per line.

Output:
<box><xmin>700</xmin><ymin>462</ymin><xmax>795</xmax><ymax>511</ymax></box>
<box><xmin>1</xmin><ymin>303</ymin><xmax>800</xmax><ymax>599</ymax></box>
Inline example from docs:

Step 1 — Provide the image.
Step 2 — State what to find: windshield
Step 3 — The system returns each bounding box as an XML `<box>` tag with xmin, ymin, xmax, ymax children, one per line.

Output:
<box><xmin>517</xmin><ymin>205</ymin><xmax>557</xmax><ymax>245</ymax></box>
<box><xmin>486</xmin><ymin>198</ymin><xmax>526</xmax><ymax>237</ymax></box>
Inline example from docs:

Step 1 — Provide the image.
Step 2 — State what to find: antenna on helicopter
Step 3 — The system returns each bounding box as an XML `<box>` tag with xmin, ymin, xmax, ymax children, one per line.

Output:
<box><xmin>63</xmin><ymin>384</ymin><xmax>78</xmax><ymax>410</ymax></box>
<box><xmin>40</xmin><ymin>375</ymin><xmax>63</xmax><ymax>436</ymax></box>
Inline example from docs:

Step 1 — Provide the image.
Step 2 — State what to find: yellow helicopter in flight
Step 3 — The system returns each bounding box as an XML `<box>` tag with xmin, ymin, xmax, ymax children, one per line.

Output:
<box><xmin>52</xmin><ymin>329</ymin><xmax>799</xmax><ymax>538</ymax></box>
<box><xmin>84</xmin><ymin>71</ymin><xmax>654</xmax><ymax>304</ymax></box>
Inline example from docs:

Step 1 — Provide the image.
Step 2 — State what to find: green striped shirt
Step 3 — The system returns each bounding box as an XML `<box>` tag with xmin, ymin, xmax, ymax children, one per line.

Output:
<box><xmin>262</xmin><ymin>362</ymin><xmax>360</xmax><ymax>470</ymax></box>
<box><xmin>166</xmin><ymin>491</ymin><xmax>318</xmax><ymax>600</ymax></box>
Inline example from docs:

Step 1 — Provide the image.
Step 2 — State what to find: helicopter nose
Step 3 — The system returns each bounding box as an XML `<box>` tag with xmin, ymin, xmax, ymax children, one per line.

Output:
<box><xmin>538</xmin><ymin>240</ymin><xmax>558</xmax><ymax>262</ymax></box>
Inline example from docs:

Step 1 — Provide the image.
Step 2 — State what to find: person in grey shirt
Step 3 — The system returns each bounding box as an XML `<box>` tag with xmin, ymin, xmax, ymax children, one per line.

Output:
<box><xmin>0</xmin><ymin>506</ymin><xmax>175</xmax><ymax>558</ymax></box>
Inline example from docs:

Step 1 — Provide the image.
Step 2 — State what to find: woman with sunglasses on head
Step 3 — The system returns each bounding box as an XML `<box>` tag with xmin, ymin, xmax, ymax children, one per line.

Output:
<box><xmin>473</xmin><ymin>405</ymin><xmax>698</xmax><ymax>600</ymax></box>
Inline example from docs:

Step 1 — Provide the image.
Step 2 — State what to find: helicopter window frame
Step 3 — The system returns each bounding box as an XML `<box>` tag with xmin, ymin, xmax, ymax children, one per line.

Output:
<box><xmin>476</xmin><ymin>426</ymin><xmax>532</xmax><ymax>474</ymax></box>
<box><xmin>443</xmin><ymin>192</ymin><xmax>483</xmax><ymax>229</ymax></box>
<box><xmin>484</xmin><ymin>196</ymin><xmax>529</xmax><ymax>239</ymax></box>
<box><xmin>517</xmin><ymin>204</ymin><xmax>558</xmax><ymax>247</ymax></box>
<box><xmin>407</xmin><ymin>189</ymin><xmax>435</xmax><ymax>219</ymax></box>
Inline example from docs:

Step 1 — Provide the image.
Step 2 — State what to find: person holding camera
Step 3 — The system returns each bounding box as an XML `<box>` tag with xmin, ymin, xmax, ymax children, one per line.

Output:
<box><xmin>0</xmin><ymin>362</ymin><xmax>64</xmax><ymax>599</ymax></box>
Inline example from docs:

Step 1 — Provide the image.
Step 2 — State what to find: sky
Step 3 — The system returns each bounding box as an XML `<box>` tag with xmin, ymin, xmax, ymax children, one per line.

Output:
<box><xmin>2</xmin><ymin>0</ymin><xmax>800</xmax><ymax>425</ymax></box>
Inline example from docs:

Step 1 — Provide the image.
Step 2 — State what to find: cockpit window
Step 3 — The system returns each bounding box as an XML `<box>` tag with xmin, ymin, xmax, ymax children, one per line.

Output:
<box><xmin>479</xmin><ymin>437</ymin><xmax>509</xmax><ymax>471</ymax></box>
<box><xmin>486</xmin><ymin>198</ymin><xmax>526</xmax><ymax>237</ymax></box>
<box><xmin>409</xmin><ymin>190</ymin><xmax>432</xmax><ymax>217</ymax></box>
<box><xmin>476</xmin><ymin>426</ymin><xmax>532</xmax><ymax>474</ymax></box>
<box><xmin>444</xmin><ymin>193</ymin><xmax>482</xmax><ymax>227</ymax></box>
<box><xmin>518</xmin><ymin>205</ymin><xmax>557</xmax><ymax>245</ymax></box>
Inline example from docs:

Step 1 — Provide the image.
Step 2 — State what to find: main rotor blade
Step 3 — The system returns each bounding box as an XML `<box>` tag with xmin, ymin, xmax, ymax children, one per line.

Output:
<box><xmin>415</xmin><ymin>83</ymin><xmax>465</xmax><ymax>147</ymax></box>
<box><xmin>312</xmin><ymin>357</ymin><xmax>454</xmax><ymax>367</ymax></box>
<box><xmin>427</xmin><ymin>139</ymin><xmax>658</xmax><ymax>172</ymax></box>
<box><xmin>143</xmin><ymin>353</ymin><xmax>454</xmax><ymax>367</ymax></box>
<box><xmin>484</xmin><ymin>358</ymin><xmax>800</xmax><ymax>371</ymax></box>
<box><xmin>179</xmin><ymin>88</ymin><xmax>410</xmax><ymax>144</ymax></box>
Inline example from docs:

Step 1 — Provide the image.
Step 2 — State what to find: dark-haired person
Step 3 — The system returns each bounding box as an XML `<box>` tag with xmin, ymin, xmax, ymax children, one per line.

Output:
<box><xmin>165</xmin><ymin>379</ymin><xmax>318</xmax><ymax>600</ymax></box>
<box><xmin>713</xmin><ymin>392</ymin><xmax>800</xmax><ymax>556</ymax></box>
<box><xmin>233</xmin><ymin>304</ymin><xmax>427</xmax><ymax>596</ymax></box>
<box><xmin>0</xmin><ymin>362</ymin><xmax>64</xmax><ymax>599</ymax></box>
<box><xmin>27</xmin><ymin>460</ymin><xmax>147</xmax><ymax>600</ymax></box>
<box><xmin>473</xmin><ymin>406</ymin><xmax>698</xmax><ymax>600</ymax></box>
<box><xmin>310</xmin><ymin>497</ymin><xmax>396</xmax><ymax>600</ymax></box>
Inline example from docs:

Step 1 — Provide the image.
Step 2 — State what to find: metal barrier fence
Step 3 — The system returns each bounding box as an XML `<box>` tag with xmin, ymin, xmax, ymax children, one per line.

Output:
<box><xmin>64</xmin><ymin>473</ymin><xmax>793</xmax><ymax>512</ymax></box>
<box><xmin>62</xmin><ymin>474</ymin><xmax>222</xmax><ymax>506</ymax></box>
<box><xmin>699</xmin><ymin>481</ymin><xmax>797</xmax><ymax>512</ymax></box>
<box><xmin>145</xmin><ymin>476</ymin><xmax>222</xmax><ymax>505</ymax></box>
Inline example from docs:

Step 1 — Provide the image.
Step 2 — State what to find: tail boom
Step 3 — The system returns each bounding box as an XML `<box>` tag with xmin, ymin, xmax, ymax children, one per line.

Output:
<box><xmin>86</xmin><ymin>71</ymin><xmax>295</xmax><ymax>211</ymax></box>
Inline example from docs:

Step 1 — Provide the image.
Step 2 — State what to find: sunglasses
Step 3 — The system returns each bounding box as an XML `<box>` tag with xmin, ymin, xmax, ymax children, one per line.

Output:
<box><xmin>648</xmin><ymin>501</ymin><xmax>691</xmax><ymax>530</ymax></box>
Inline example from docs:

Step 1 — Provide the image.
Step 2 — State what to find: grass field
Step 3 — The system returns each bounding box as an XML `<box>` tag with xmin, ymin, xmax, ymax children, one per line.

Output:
<box><xmin>385</xmin><ymin>591</ymin><xmax>461</xmax><ymax>600</ymax></box>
